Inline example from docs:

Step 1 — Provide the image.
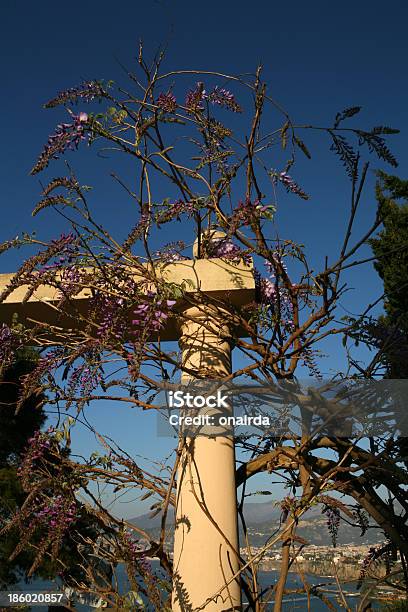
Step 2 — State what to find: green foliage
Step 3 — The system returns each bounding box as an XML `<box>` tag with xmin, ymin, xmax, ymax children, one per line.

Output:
<box><xmin>0</xmin><ymin>346</ymin><xmax>46</xmax><ymax>464</ymax></box>
<box><xmin>0</xmin><ymin>463</ymin><xmax>105</xmax><ymax>589</ymax></box>
<box><xmin>370</xmin><ymin>172</ymin><xmax>408</xmax><ymax>329</ymax></box>
<box><xmin>0</xmin><ymin>347</ymin><xmax>47</xmax><ymax>587</ymax></box>
<box><xmin>0</xmin><ymin>349</ymin><xmax>106</xmax><ymax>591</ymax></box>
<box><xmin>329</xmin><ymin>111</ymin><xmax>399</xmax><ymax>180</ymax></box>
<box><xmin>368</xmin><ymin>172</ymin><xmax>408</xmax><ymax>377</ymax></box>
<box><xmin>347</xmin><ymin>173</ymin><xmax>408</xmax><ymax>377</ymax></box>
<box><xmin>333</xmin><ymin>105</ymin><xmax>362</xmax><ymax>128</ymax></box>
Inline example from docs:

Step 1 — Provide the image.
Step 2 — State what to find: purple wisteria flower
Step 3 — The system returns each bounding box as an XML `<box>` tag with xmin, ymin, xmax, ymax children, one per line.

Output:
<box><xmin>156</xmin><ymin>199</ymin><xmax>197</xmax><ymax>224</ymax></box>
<box><xmin>154</xmin><ymin>241</ymin><xmax>188</xmax><ymax>263</ymax></box>
<box><xmin>122</xmin><ymin>212</ymin><xmax>150</xmax><ymax>252</ymax></box>
<box><xmin>123</xmin><ymin>530</ymin><xmax>149</xmax><ymax>558</ymax></box>
<box><xmin>35</xmin><ymin>495</ymin><xmax>77</xmax><ymax>529</ymax></box>
<box><xmin>357</xmin><ymin>540</ymin><xmax>393</xmax><ymax>588</ymax></box>
<box><xmin>157</xmin><ymin>91</ymin><xmax>177</xmax><ymax>113</ymax></box>
<box><xmin>212</xmin><ymin>239</ymin><xmax>240</xmax><ymax>258</ymax></box>
<box><xmin>93</xmin><ymin>294</ymin><xmax>127</xmax><ymax>341</ymax></box>
<box><xmin>265</xmin><ymin>256</ymin><xmax>287</xmax><ymax>275</ymax></box>
<box><xmin>51</xmin><ymin>232</ymin><xmax>77</xmax><ymax>248</ymax></box>
<box><xmin>206</xmin><ymin>238</ymin><xmax>251</xmax><ymax>264</ymax></box>
<box><xmin>122</xmin><ymin>530</ymin><xmax>152</xmax><ymax>581</ymax></box>
<box><xmin>68</xmin><ymin>364</ymin><xmax>103</xmax><ymax>398</ymax></box>
<box><xmin>16</xmin><ymin>350</ymin><xmax>65</xmax><ymax>414</ymax></box>
<box><xmin>0</xmin><ymin>234</ymin><xmax>79</xmax><ymax>321</ymax></box>
<box><xmin>0</xmin><ymin>323</ymin><xmax>21</xmax><ymax>370</ymax></box>
<box><xmin>261</xmin><ymin>277</ymin><xmax>276</xmax><ymax>303</ymax></box>
<box><xmin>17</xmin><ymin>429</ymin><xmax>53</xmax><ymax>488</ymax></box>
<box><xmin>39</xmin><ymin>233</ymin><xmax>77</xmax><ymax>271</ymax></box>
<box><xmin>254</xmin><ymin>259</ymin><xmax>295</xmax><ymax>333</ymax></box>
<box><xmin>44</xmin><ymin>80</ymin><xmax>106</xmax><ymax>108</ymax></box>
<box><xmin>21</xmin><ymin>492</ymin><xmax>78</xmax><ymax>570</ymax></box>
<box><xmin>271</xmin><ymin>170</ymin><xmax>309</xmax><ymax>200</ymax></box>
<box><xmin>229</xmin><ymin>198</ymin><xmax>273</xmax><ymax>231</ymax></box>
<box><xmin>322</xmin><ymin>505</ymin><xmax>341</xmax><ymax>547</ymax></box>
<box><xmin>208</xmin><ymin>86</ymin><xmax>242</xmax><ymax>112</ymax></box>
<box><xmin>185</xmin><ymin>82</ymin><xmax>206</xmax><ymax>112</ymax></box>
<box><xmin>57</xmin><ymin>265</ymin><xmax>83</xmax><ymax>299</ymax></box>
<box><xmin>254</xmin><ymin>269</ymin><xmax>276</xmax><ymax>305</ymax></box>
<box><xmin>184</xmin><ymin>82</ymin><xmax>241</xmax><ymax>113</ymax></box>
<box><xmin>5</xmin><ymin>426</ymin><xmax>80</xmax><ymax>574</ymax></box>
<box><xmin>131</xmin><ymin>299</ymin><xmax>176</xmax><ymax>335</ymax></box>
<box><xmin>31</xmin><ymin>112</ymin><xmax>90</xmax><ymax>175</ymax></box>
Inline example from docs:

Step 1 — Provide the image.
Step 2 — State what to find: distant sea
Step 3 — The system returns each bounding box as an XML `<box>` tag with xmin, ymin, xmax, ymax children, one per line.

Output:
<box><xmin>13</xmin><ymin>563</ymin><xmax>380</xmax><ymax>611</ymax></box>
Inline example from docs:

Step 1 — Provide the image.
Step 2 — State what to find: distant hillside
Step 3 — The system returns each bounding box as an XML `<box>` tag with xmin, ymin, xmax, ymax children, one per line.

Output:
<box><xmin>129</xmin><ymin>500</ymin><xmax>384</xmax><ymax>547</ymax></box>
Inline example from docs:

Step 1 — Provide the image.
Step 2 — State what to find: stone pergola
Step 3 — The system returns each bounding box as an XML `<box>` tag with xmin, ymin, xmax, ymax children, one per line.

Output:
<box><xmin>0</xmin><ymin>254</ymin><xmax>255</xmax><ymax>611</ymax></box>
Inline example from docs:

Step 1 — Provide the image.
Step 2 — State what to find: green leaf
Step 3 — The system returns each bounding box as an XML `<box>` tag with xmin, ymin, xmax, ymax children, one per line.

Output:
<box><xmin>294</xmin><ymin>136</ymin><xmax>312</xmax><ymax>159</ymax></box>
<box><xmin>334</xmin><ymin>106</ymin><xmax>362</xmax><ymax>128</ymax></box>
<box><xmin>281</xmin><ymin>121</ymin><xmax>289</xmax><ymax>150</ymax></box>
<box><xmin>140</xmin><ymin>491</ymin><xmax>154</xmax><ymax>501</ymax></box>
<box><xmin>125</xmin><ymin>591</ymin><xmax>144</xmax><ymax>607</ymax></box>
<box><xmin>54</xmin><ymin>430</ymin><xmax>64</xmax><ymax>442</ymax></box>
<box><xmin>372</xmin><ymin>126</ymin><xmax>400</xmax><ymax>135</ymax></box>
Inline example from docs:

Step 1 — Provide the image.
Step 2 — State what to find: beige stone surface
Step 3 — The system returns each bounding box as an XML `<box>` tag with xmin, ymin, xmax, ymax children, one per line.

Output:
<box><xmin>172</xmin><ymin>306</ymin><xmax>241</xmax><ymax>611</ymax></box>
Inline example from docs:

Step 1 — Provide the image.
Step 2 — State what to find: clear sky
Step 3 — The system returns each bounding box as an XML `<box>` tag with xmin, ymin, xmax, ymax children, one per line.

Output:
<box><xmin>1</xmin><ymin>0</ymin><xmax>408</xmax><ymax>517</ymax></box>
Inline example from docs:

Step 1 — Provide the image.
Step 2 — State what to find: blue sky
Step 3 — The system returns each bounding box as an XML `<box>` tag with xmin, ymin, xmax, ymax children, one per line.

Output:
<box><xmin>1</xmin><ymin>0</ymin><xmax>408</xmax><ymax>517</ymax></box>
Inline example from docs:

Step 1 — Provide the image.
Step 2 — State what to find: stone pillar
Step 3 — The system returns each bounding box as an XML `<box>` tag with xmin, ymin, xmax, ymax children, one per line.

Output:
<box><xmin>171</xmin><ymin>306</ymin><xmax>241</xmax><ymax>611</ymax></box>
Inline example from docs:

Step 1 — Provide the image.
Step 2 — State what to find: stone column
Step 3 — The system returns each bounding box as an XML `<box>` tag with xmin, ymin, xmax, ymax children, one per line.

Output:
<box><xmin>171</xmin><ymin>306</ymin><xmax>241</xmax><ymax>611</ymax></box>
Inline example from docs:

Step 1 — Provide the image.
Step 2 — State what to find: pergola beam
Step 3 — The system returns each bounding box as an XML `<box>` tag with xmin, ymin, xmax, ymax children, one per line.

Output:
<box><xmin>0</xmin><ymin>258</ymin><xmax>255</xmax><ymax>342</ymax></box>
